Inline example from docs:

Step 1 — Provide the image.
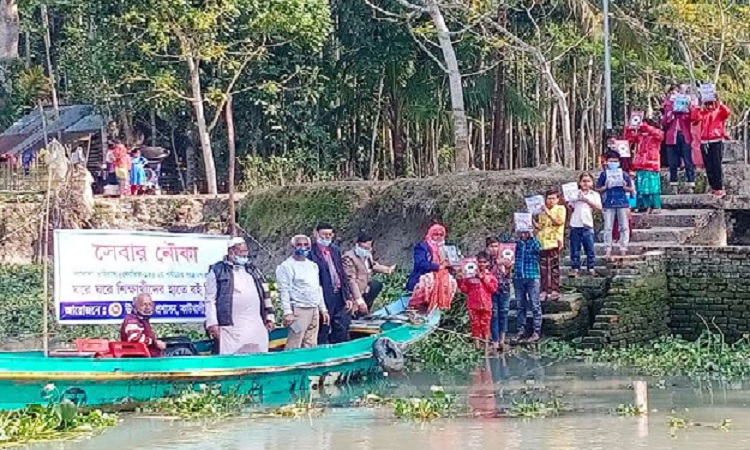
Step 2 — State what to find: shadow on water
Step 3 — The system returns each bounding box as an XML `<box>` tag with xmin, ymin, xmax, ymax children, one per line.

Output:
<box><xmin>28</xmin><ymin>355</ymin><xmax>750</xmax><ymax>450</ymax></box>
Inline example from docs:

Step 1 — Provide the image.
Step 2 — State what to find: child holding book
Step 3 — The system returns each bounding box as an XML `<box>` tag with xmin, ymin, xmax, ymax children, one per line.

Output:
<box><xmin>597</xmin><ymin>151</ymin><xmax>635</xmax><ymax>257</ymax></box>
<box><xmin>534</xmin><ymin>189</ymin><xmax>566</xmax><ymax>301</ymax></box>
<box><xmin>627</xmin><ymin>120</ymin><xmax>665</xmax><ymax>214</ymax></box>
<box><xmin>458</xmin><ymin>252</ymin><xmax>498</xmax><ymax>350</ymax></box>
<box><xmin>486</xmin><ymin>237</ymin><xmax>513</xmax><ymax>352</ymax></box>
<box><xmin>700</xmin><ymin>96</ymin><xmax>731</xmax><ymax>198</ymax></box>
<box><xmin>568</xmin><ymin>172</ymin><xmax>602</xmax><ymax>275</ymax></box>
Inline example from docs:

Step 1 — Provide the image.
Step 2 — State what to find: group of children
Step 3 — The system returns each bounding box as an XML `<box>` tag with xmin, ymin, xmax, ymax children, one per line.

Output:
<box><xmin>455</xmin><ymin>143</ymin><xmax>688</xmax><ymax>351</ymax></box>
<box><xmin>105</xmin><ymin>141</ymin><xmax>149</xmax><ymax>196</ymax></box>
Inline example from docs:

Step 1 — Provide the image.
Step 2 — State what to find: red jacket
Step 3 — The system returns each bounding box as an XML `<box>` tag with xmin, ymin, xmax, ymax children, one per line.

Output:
<box><xmin>458</xmin><ymin>272</ymin><xmax>498</xmax><ymax>312</ymax></box>
<box><xmin>661</xmin><ymin>97</ymin><xmax>701</xmax><ymax>145</ymax></box>
<box><xmin>699</xmin><ymin>103</ymin><xmax>731</xmax><ymax>142</ymax></box>
<box><xmin>120</xmin><ymin>313</ymin><xmax>162</xmax><ymax>357</ymax></box>
<box><xmin>627</xmin><ymin>124</ymin><xmax>663</xmax><ymax>172</ymax></box>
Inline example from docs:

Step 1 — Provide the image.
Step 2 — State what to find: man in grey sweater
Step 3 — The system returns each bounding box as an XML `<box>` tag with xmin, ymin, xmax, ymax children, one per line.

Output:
<box><xmin>275</xmin><ymin>235</ymin><xmax>330</xmax><ymax>349</ymax></box>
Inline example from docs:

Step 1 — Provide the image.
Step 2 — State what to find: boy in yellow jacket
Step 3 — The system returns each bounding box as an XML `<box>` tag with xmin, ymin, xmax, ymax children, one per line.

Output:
<box><xmin>534</xmin><ymin>190</ymin><xmax>567</xmax><ymax>301</ymax></box>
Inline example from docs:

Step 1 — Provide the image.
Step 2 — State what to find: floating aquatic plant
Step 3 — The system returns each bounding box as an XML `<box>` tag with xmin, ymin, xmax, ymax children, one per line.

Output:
<box><xmin>0</xmin><ymin>384</ymin><xmax>117</xmax><ymax>445</ymax></box>
<box><xmin>140</xmin><ymin>384</ymin><xmax>251</xmax><ymax>419</ymax></box>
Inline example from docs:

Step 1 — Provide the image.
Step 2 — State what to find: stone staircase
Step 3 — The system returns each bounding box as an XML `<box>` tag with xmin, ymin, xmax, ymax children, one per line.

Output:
<box><xmin>507</xmin><ymin>293</ymin><xmax>589</xmax><ymax>340</ymax></box>
<box><xmin>530</xmin><ymin>194</ymin><xmax>729</xmax><ymax>346</ymax></box>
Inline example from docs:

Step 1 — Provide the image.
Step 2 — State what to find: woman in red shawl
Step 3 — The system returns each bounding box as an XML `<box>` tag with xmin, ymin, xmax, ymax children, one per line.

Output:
<box><xmin>406</xmin><ymin>224</ymin><xmax>457</xmax><ymax>312</ymax></box>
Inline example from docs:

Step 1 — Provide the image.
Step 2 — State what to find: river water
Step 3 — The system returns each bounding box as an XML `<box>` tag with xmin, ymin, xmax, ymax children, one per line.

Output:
<box><xmin>31</xmin><ymin>356</ymin><xmax>750</xmax><ymax>450</ymax></box>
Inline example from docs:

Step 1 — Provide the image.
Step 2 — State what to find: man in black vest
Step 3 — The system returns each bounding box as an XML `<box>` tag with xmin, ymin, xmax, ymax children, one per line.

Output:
<box><xmin>309</xmin><ymin>223</ymin><xmax>353</xmax><ymax>345</ymax></box>
<box><xmin>204</xmin><ymin>237</ymin><xmax>275</xmax><ymax>354</ymax></box>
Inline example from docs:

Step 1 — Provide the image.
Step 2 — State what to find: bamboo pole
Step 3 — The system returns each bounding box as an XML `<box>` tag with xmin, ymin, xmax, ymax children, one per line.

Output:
<box><xmin>226</xmin><ymin>94</ymin><xmax>236</xmax><ymax>237</ymax></box>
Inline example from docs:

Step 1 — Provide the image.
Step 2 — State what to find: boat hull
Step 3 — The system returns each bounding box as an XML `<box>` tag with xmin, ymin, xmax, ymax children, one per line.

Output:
<box><xmin>0</xmin><ymin>297</ymin><xmax>437</xmax><ymax>410</ymax></box>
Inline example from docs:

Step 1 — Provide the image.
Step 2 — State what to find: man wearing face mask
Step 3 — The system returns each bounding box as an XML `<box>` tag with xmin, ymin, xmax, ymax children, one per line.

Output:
<box><xmin>204</xmin><ymin>237</ymin><xmax>275</xmax><ymax>355</ymax></box>
<box><xmin>309</xmin><ymin>223</ymin><xmax>353</xmax><ymax>345</ymax></box>
<box><xmin>120</xmin><ymin>293</ymin><xmax>166</xmax><ymax>357</ymax></box>
<box><xmin>342</xmin><ymin>232</ymin><xmax>396</xmax><ymax>316</ymax></box>
<box><xmin>276</xmin><ymin>234</ymin><xmax>329</xmax><ymax>349</ymax></box>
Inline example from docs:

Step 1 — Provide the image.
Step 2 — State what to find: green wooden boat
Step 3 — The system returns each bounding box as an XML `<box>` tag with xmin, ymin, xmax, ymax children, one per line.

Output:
<box><xmin>0</xmin><ymin>297</ymin><xmax>438</xmax><ymax>411</ymax></box>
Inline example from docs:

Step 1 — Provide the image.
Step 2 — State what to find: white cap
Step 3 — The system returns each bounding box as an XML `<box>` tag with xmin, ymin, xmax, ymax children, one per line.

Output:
<box><xmin>228</xmin><ymin>237</ymin><xmax>245</xmax><ymax>248</ymax></box>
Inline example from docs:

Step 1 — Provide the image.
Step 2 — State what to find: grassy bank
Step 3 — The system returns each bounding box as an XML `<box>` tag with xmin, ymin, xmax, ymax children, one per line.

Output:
<box><xmin>238</xmin><ymin>167</ymin><xmax>579</xmax><ymax>271</ymax></box>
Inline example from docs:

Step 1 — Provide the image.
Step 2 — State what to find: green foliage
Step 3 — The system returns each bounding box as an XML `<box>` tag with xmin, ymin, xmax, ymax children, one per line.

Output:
<box><xmin>406</xmin><ymin>296</ymin><xmax>484</xmax><ymax>374</ymax></box>
<box><xmin>507</xmin><ymin>398</ymin><xmax>563</xmax><ymax>419</ymax></box>
<box><xmin>0</xmin><ymin>384</ymin><xmax>117</xmax><ymax>445</ymax></box>
<box><xmin>540</xmin><ymin>330</ymin><xmax>750</xmax><ymax>381</ymax></box>
<box><xmin>141</xmin><ymin>384</ymin><xmax>252</xmax><ymax>419</ymax></box>
<box><xmin>392</xmin><ymin>387</ymin><xmax>458</xmax><ymax>420</ymax></box>
<box><xmin>240</xmin><ymin>153</ymin><xmax>336</xmax><ymax>190</ymax></box>
<box><xmin>238</xmin><ymin>187</ymin><xmax>355</xmax><ymax>239</ymax></box>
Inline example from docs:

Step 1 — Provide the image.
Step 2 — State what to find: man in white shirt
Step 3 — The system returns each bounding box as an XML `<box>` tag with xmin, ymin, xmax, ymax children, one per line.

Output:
<box><xmin>275</xmin><ymin>235</ymin><xmax>330</xmax><ymax>349</ymax></box>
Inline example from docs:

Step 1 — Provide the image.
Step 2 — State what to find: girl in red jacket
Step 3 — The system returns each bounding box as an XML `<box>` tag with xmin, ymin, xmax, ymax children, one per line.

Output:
<box><xmin>458</xmin><ymin>252</ymin><xmax>499</xmax><ymax>349</ymax></box>
<box><xmin>662</xmin><ymin>85</ymin><xmax>701</xmax><ymax>193</ymax></box>
<box><xmin>628</xmin><ymin>120</ymin><xmax>665</xmax><ymax>213</ymax></box>
<box><xmin>700</xmin><ymin>98</ymin><xmax>731</xmax><ymax>198</ymax></box>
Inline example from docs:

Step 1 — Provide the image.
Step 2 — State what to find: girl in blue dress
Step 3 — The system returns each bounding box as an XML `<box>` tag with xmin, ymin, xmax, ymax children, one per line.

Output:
<box><xmin>130</xmin><ymin>149</ymin><xmax>148</xmax><ymax>195</ymax></box>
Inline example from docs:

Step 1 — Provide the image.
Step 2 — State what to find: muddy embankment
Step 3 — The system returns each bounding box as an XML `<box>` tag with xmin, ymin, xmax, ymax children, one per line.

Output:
<box><xmin>238</xmin><ymin>166</ymin><xmax>579</xmax><ymax>272</ymax></box>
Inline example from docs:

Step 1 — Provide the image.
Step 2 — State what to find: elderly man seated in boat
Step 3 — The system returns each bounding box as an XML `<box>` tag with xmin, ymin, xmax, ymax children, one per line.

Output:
<box><xmin>204</xmin><ymin>237</ymin><xmax>276</xmax><ymax>355</ymax></box>
<box><xmin>120</xmin><ymin>293</ymin><xmax>167</xmax><ymax>357</ymax></box>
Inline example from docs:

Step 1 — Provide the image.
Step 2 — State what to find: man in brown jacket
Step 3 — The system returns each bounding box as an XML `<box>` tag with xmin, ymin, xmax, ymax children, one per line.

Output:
<box><xmin>342</xmin><ymin>232</ymin><xmax>395</xmax><ymax>316</ymax></box>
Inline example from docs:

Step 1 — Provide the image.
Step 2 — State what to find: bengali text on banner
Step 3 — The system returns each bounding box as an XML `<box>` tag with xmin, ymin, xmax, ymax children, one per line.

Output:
<box><xmin>53</xmin><ymin>230</ymin><xmax>230</xmax><ymax>324</ymax></box>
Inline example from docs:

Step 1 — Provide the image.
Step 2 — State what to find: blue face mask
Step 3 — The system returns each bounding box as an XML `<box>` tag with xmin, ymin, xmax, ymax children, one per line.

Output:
<box><xmin>317</xmin><ymin>238</ymin><xmax>332</xmax><ymax>247</ymax></box>
<box><xmin>607</xmin><ymin>161</ymin><xmax>620</xmax><ymax>170</ymax></box>
<box><xmin>233</xmin><ymin>256</ymin><xmax>249</xmax><ymax>266</ymax></box>
<box><xmin>294</xmin><ymin>247</ymin><xmax>310</xmax><ymax>258</ymax></box>
<box><xmin>354</xmin><ymin>246</ymin><xmax>371</xmax><ymax>258</ymax></box>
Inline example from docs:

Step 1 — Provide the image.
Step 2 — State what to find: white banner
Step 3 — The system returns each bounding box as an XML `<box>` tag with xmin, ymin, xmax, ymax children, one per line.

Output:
<box><xmin>53</xmin><ymin>230</ymin><xmax>230</xmax><ymax>324</ymax></box>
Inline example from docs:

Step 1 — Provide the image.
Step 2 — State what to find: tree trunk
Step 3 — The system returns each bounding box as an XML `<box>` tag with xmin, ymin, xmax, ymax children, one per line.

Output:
<box><xmin>226</xmin><ymin>95</ymin><xmax>236</xmax><ymax>236</ymax></box>
<box><xmin>0</xmin><ymin>0</ymin><xmax>19</xmax><ymax>60</ymax></box>
<box><xmin>150</xmin><ymin>110</ymin><xmax>157</xmax><ymax>146</ymax></box>
<box><xmin>490</xmin><ymin>3</ymin><xmax>507</xmax><ymax>170</ymax></box>
<box><xmin>386</xmin><ymin>96</ymin><xmax>406</xmax><ymax>178</ymax></box>
<box><xmin>425</xmin><ymin>0</ymin><xmax>470</xmax><ymax>171</ymax></box>
<box><xmin>40</xmin><ymin>5</ymin><xmax>59</xmax><ymax>114</ymax></box>
<box><xmin>186</xmin><ymin>55</ymin><xmax>218</xmax><ymax>195</ymax></box>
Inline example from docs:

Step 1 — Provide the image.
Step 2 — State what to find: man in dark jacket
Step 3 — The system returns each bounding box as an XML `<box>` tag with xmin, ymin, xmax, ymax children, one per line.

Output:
<box><xmin>204</xmin><ymin>237</ymin><xmax>275</xmax><ymax>354</ymax></box>
<box><xmin>309</xmin><ymin>223</ymin><xmax>353</xmax><ymax>344</ymax></box>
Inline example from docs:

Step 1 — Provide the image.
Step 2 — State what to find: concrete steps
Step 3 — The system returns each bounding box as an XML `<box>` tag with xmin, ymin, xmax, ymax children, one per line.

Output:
<box><xmin>630</xmin><ymin>226</ymin><xmax>694</xmax><ymax>243</ymax></box>
<box><xmin>631</xmin><ymin>209</ymin><xmax>715</xmax><ymax>229</ymax></box>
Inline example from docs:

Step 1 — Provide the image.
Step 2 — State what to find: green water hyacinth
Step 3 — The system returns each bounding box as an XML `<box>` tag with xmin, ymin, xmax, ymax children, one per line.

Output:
<box><xmin>0</xmin><ymin>384</ymin><xmax>117</xmax><ymax>445</ymax></box>
<box><xmin>539</xmin><ymin>331</ymin><xmax>750</xmax><ymax>381</ymax></box>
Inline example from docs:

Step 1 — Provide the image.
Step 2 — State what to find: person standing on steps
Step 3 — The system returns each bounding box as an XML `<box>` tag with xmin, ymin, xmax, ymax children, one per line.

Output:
<box><xmin>534</xmin><ymin>189</ymin><xmax>566</xmax><ymax>302</ymax></box>
<box><xmin>342</xmin><ymin>232</ymin><xmax>395</xmax><ymax>317</ymax></box>
<box><xmin>309</xmin><ymin>223</ymin><xmax>353</xmax><ymax>345</ymax></box>
<box><xmin>276</xmin><ymin>235</ymin><xmax>329</xmax><ymax>349</ymax></box>
<box><xmin>569</xmin><ymin>172</ymin><xmax>602</xmax><ymax>276</ymax></box>
<box><xmin>662</xmin><ymin>83</ymin><xmax>701</xmax><ymax>193</ymax></box>
<box><xmin>699</xmin><ymin>95</ymin><xmax>731</xmax><ymax>199</ymax></box>
<box><xmin>486</xmin><ymin>237</ymin><xmax>512</xmax><ymax>352</ymax></box>
<box><xmin>597</xmin><ymin>151</ymin><xmax>634</xmax><ymax>258</ymax></box>
<box><xmin>511</xmin><ymin>229</ymin><xmax>542</xmax><ymax>344</ymax></box>
<box><xmin>204</xmin><ymin>237</ymin><xmax>276</xmax><ymax>355</ymax></box>
<box><xmin>627</xmin><ymin>119</ymin><xmax>665</xmax><ymax>214</ymax></box>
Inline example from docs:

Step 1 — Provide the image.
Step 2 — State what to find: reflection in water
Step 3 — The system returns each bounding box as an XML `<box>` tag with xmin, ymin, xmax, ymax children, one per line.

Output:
<box><xmin>29</xmin><ymin>356</ymin><xmax>750</xmax><ymax>450</ymax></box>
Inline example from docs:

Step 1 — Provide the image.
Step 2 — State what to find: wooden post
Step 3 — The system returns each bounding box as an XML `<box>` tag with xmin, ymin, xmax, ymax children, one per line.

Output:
<box><xmin>41</xmin><ymin>155</ymin><xmax>53</xmax><ymax>357</ymax></box>
<box><xmin>634</xmin><ymin>380</ymin><xmax>648</xmax><ymax>414</ymax></box>
<box><xmin>225</xmin><ymin>94</ymin><xmax>236</xmax><ymax>237</ymax></box>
